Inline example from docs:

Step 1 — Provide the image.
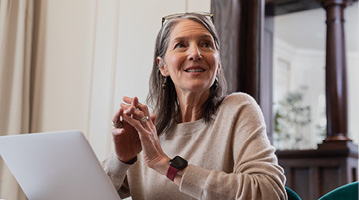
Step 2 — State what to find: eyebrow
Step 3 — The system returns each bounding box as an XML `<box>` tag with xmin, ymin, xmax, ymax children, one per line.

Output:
<box><xmin>172</xmin><ymin>34</ymin><xmax>214</xmax><ymax>43</ymax></box>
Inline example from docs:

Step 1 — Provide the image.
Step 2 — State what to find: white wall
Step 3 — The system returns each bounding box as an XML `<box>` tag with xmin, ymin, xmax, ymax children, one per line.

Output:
<box><xmin>31</xmin><ymin>0</ymin><xmax>96</xmax><ymax>133</ymax></box>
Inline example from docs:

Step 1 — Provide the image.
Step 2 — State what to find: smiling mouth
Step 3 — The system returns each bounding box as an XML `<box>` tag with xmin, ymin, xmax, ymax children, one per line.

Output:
<box><xmin>184</xmin><ymin>69</ymin><xmax>205</xmax><ymax>72</ymax></box>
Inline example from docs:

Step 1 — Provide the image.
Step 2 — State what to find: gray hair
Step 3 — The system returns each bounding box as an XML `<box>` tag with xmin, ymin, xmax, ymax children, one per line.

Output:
<box><xmin>147</xmin><ymin>12</ymin><xmax>227</xmax><ymax>135</ymax></box>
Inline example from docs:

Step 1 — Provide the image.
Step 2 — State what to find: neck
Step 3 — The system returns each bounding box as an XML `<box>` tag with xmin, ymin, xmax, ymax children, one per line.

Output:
<box><xmin>176</xmin><ymin>89</ymin><xmax>209</xmax><ymax>123</ymax></box>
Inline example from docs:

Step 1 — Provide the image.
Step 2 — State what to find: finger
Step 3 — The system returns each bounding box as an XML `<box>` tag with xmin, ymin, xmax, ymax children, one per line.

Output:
<box><xmin>122</xmin><ymin>113</ymin><xmax>149</xmax><ymax>136</ymax></box>
<box><xmin>112</xmin><ymin>127</ymin><xmax>125</xmax><ymax>138</ymax></box>
<box><xmin>134</xmin><ymin>101</ymin><xmax>153</xmax><ymax>130</ymax></box>
<box><xmin>131</xmin><ymin>97</ymin><xmax>139</xmax><ymax>108</ymax></box>
<box><xmin>123</xmin><ymin>105</ymin><xmax>136</xmax><ymax>116</ymax></box>
<box><xmin>120</xmin><ymin>103</ymin><xmax>132</xmax><ymax>110</ymax></box>
<box><xmin>122</xmin><ymin>97</ymin><xmax>152</xmax><ymax>130</ymax></box>
<box><xmin>122</xmin><ymin>114</ymin><xmax>158</xmax><ymax>149</ymax></box>
<box><xmin>137</xmin><ymin>103</ymin><xmax>151</xmax><ymax>119</ymax></box>
<box><xmin>127</xmin><ymin>109</ymin><xmax>146</xmax><ymax>120</ymax></box>
<box><xmin>123</xmin><ymin>97</ymin><xmax>151</xmax><ymax>123</ymax></box>
<box><xmin>123</xmin><ymin>96</ymin><xmax>149</xmax><ymax>115</ymax></box>
<box><xmin>121</xmin><ymin>114</ymin><xmax>153</xmax><ymax>141</ymax></box>
<box><xmin>121</xmin><ymin>97</ymin><xmax>138</xmax><ymax>111</ymax></box>
<box><xmin>122</xmin><ymin>104</ymin><xmax>146</xmax><ymax>121</ymax></box>
<box><xmin>139</xmin><ymin>115</ymin><xmax>152</xmax><ymax>131</ymax></box>
<box><xmin>123</xmin><ymin>96</ymin><xmax>135</xmax><ymax>105</ymax></box>
<box><xmin>112</xmin><ymin>107</ymin><xmax>124</xmax><ymax>124</ymax></box>
<box><xmin>120</xmin><ymin>102</ymin><xmax>141</xmax><ymax>114</ymax></box>
<box><xmin>124</xmin><ymin>109</ymin><xmax>152</xmax><ymax>130</ymax></box>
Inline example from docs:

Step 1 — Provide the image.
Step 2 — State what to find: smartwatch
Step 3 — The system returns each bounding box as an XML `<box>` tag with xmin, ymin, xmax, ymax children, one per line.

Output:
<box><xmin>166</xmin><ymin>156</ymin><xmax>188</xmax><ymax>181</ymax></box>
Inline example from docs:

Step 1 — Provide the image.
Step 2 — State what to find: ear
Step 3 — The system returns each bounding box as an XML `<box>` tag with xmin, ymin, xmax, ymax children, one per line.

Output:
<box><xmin>216</xmin><ymin>62</ymin><xmax>221</xmax><ymax>75</ymax></box>
<box><xmin>157</xmin><ymin>56</ymin><xmax>169</xmax><ymax>76</ymax></box>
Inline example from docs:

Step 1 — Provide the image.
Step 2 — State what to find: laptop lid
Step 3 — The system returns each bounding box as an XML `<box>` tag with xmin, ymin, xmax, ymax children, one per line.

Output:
<box><xmin>0</xmin><ymin>130</ymin><xmax>121</xmax><ymax>200</ymax></box>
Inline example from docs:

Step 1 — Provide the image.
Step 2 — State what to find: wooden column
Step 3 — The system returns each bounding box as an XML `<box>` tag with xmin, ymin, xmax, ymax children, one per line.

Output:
<box><xmin>212</xmin><ymin>0</ymin><xmax>273</xmax><ymax>139</ymax></box>
<box><xmin>211</xmin><ymin>0</ymin><xmax>262</xmax><ymax>99</ymax></box>
<box><xmin>320</xmin><ymin>0</ymin><xmax>351</xmax><ymax>141</ymax></box>
<box><xmin>237</xmin><ymin>0</ymin><xmax>262</xmax><ymax>101</ymax></box>
<box><xmin>261</xmin><ymin>3</ymin><xmax>275</xmax><ymax>141</ymax></box>
<box><xmin>317</xmin><ymin>0</ymin><xmax>358</xmax><ymax>151</ymax></box>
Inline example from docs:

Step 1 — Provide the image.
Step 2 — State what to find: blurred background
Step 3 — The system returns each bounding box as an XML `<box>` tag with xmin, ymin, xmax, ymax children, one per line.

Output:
<box><xmin>0</xmin><ymin>0</ymin><xmax>357</xmax><ymax>199</ymax></box>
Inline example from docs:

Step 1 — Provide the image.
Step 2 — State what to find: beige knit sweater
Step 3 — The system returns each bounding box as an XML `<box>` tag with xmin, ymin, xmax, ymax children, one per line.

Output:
<box><xmin>103</xmin><ymin>93</ymin><xmax>287</xmax><ymax>200</ymax></box>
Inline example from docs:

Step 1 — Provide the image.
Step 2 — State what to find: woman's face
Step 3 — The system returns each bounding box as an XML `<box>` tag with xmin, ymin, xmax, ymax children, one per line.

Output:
<box><xmin>158</xmin><ymin>19</ymin><xmax>220</xmax><ymax>95</ymax></box>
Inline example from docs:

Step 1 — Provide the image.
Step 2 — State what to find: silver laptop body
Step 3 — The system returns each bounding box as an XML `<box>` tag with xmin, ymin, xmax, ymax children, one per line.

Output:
<box><xmin>0</xmin><ymin>130</ymin><xmax>121</xmax><ymax>200</ymax></box>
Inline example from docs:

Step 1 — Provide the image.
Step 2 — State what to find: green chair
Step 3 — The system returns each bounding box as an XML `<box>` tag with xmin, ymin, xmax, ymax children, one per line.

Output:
<box><xmin>286</xmin><ymin>187</ymin><xmax>302</xmax><ymax>200</ymax></box>
<box><xmin>318</xmin><ymin>181</ymin><xmax>358</xmax><ymax>200</ymax></box>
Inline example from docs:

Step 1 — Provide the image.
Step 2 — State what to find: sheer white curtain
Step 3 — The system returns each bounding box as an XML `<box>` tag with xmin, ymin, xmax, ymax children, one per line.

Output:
<box><xmin>0</xmin><ymin>0</ymin><xmax>34</xmax><ymax>199</ymax></box>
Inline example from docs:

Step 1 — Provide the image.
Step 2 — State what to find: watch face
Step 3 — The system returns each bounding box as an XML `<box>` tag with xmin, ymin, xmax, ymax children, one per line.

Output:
<box><xmin>170</xmin><ymin>156</ymin><xmax>188</xmax><ymax>170</ymax></box>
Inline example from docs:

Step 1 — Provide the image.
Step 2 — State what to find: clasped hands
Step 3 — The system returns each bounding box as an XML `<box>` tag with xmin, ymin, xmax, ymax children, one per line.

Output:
<box><xmin>112</xmin><ymin>96</ymin><xmax>170</xmax><ymax>175</ymax></box>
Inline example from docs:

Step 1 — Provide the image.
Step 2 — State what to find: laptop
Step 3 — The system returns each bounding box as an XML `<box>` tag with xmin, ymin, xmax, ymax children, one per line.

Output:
<box><xmin>0</xmin><ymin>130</ymin><xmax>121</xmax><ymax>200</ymax></box>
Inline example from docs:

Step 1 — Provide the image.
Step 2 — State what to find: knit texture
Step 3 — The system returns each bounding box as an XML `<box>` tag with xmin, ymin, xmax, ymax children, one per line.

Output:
<box><xmin>103</xmin><ymin>93</ymin><xmax>287</xmax><ymax>200</ymax></box>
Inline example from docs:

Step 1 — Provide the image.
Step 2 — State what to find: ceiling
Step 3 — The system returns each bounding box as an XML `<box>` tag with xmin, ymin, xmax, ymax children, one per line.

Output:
<box><xmin>274</xmin><ymin>2</ymin><xmax>358</xmax><ymax>52</ymax></box>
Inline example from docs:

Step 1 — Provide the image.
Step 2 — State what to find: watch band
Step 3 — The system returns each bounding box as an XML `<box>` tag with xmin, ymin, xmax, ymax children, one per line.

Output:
<box><xmin>166</xmin><ymin>156</ymin><xmax>188</xmax><ymax>181</ymax></box>
<box><xmin>166</xmin><ymin>165</ymin><xmax>180</xmax><ymax>181</ymax></box>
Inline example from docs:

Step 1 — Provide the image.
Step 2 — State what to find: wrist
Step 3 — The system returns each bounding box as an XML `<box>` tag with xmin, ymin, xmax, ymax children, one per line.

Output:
<box><xmin>121</xmin><ymin>156</ymin><xmax>137</xmax><ymax>165</ymax></box>
<box><xmin>166</xmin><ymin>156</ymin><xmax>188</xmax><ymax>182</ymax></box>
<box><xmin>173</xmin><ymin>165</ymin><xmax>187</xmax><ymax>186</ymax></box>
<box><xmin>153</xmin><ymin>156</ymin><xmax>171</xmax><ymax>176</ymax></box>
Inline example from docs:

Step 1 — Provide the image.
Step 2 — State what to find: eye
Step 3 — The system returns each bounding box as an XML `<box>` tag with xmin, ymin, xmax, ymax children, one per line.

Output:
<box><xmin>203</xmin><ymin>42</ymin><xmax>211</xmax><ymax>48</ymax></box>
<box><xmin>201</xmin><ymin>40</ymin><xmax>214</xmax><ymax>49</ymax></box>
<box><xmin>174</xmin><ymin>42</ymin><xmax>186</xmax><ymax>49</ymax></box>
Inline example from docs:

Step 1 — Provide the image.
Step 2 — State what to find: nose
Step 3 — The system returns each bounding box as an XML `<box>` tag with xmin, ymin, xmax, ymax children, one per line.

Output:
<box><xmin>188</xmin><ymin>45</ymin><xmax>202</xmax><ymax>61</ymax></box>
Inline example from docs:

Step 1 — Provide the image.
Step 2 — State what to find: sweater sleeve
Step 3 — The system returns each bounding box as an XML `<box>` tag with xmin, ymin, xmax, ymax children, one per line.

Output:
<box><xmin>179</xmin><ymin>94</ymin><xmax>287</xmax><ymax>200</ymax></box>
<box><xmin>102</xmin><ymin>152</ymin><xmax>132</xmax><ymax>199</ymax></box>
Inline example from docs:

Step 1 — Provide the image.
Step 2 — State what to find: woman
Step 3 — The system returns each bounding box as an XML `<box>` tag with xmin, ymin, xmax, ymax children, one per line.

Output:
<box><xmin>103</xmin><ymin>12</ymin><xmax>287</xmax><ymax>200</ymax></box>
